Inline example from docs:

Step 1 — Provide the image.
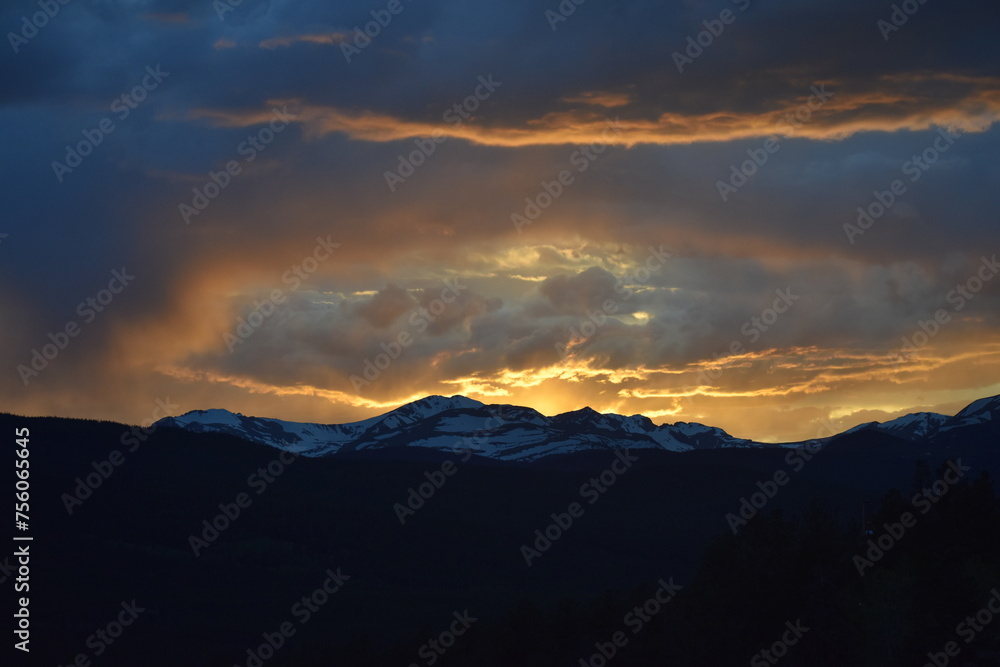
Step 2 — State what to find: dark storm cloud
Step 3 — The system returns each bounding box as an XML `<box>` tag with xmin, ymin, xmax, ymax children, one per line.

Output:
<box><xmin>354</xmin><ymin>284</ymin><xmax>415</xmax><ymax>327</ymax></box>
<box><xmin>7</xmin><ymin>0</ymin><xmax>997</xmax><ymax>122</ymax></box>
<box><xmin>537</xmin><ymin>266</ymin><xmax>621</xmax><ymax>316</ymax></box>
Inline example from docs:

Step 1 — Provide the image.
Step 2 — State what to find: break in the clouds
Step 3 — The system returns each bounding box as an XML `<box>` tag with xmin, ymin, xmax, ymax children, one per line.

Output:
<box><xmin>1</xmin><ymin>0</ymin><xmax>999</xmax><ymax>441</ymax></box>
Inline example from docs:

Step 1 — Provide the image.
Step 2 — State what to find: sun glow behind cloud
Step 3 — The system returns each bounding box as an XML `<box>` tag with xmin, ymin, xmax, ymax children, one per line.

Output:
<box><xmin>60</xmin><ymin>242</ymin><xmax>1000</xmax><ymax>442</ymax></box>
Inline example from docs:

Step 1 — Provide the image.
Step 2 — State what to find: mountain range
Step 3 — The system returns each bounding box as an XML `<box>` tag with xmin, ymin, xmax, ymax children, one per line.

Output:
<box><xmin>6</xmin><ymin>393</ymin><xmax>999</xmax><ymax>665</ymax></box>
<box><xmin>154</xmin><ymin>393</ymin><xmax>1000</xmax><ymax>462</ymax></box>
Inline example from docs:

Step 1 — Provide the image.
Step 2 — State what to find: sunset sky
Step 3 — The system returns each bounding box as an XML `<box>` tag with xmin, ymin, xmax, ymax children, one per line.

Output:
<box><xmin>2</xmin><ymin>0</ymin><xmax>999</xmax><ymax>441</ymax></box>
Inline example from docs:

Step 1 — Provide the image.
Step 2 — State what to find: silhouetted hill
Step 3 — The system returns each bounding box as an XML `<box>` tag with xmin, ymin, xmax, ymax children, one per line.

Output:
<box><xmin>4</xmin><ymin>409</ymin><xmax>999</xmax><ymax>666</ymax></box>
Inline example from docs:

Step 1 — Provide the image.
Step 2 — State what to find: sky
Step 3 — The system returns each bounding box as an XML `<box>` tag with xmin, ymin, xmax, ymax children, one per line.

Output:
<box><xmin>2</xmin><ymin>0</ymin><xmax>999</xmax><ymax>442</ymax></box>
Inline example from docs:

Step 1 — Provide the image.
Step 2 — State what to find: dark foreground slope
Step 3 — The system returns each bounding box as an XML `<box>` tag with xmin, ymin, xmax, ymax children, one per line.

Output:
<box><xmin>4</xmin><ymin>413</ymin><xmax>999</xmax><ymax>666</ymax></box>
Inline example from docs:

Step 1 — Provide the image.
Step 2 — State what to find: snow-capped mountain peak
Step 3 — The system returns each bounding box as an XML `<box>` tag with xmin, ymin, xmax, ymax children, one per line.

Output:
<box><xmin>877</xmin><ymin>411</ymin><xmax>950</xmax><ymax>440</ymax></box>
<box><xmin>954</xmin><ymin>395</ymin><xmax>1000</xmax><ymax>420</ymax></box>
<box><xmin>400</xmin><ymin>394</ymin><xmax>484</xmax><ymax>416</ymax></box>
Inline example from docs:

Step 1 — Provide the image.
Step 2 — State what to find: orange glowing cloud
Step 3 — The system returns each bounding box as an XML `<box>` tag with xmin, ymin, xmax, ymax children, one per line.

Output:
<box><xmin>184</xmin><ymin>74</ymin><xmax>1000</xmax><ymax>148</ymax></box>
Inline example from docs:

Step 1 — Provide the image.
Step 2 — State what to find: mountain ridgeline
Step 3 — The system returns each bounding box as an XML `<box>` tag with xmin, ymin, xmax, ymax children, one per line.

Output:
<box><xmin>154</xmin><ymin>393</ymin><xmax>1000</xmax><ymax>461</ymax></box>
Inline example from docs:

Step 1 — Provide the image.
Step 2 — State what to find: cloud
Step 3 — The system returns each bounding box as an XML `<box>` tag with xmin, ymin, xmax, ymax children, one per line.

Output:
<box><xmin>538</xmin><ymin>267</ymin><xmax>622</xmax><ymax>316</ymax></box>
<box><xmin>258</xmin><ymin>33</ymin><xmax>350</xmax><ymax>49</ymax></box>
<box><xmin>562</xmin><ymin>91</ymin><xmax>633</xmax><ymax>108</ymax></box>
<box><xmin>354</xmin><ymin>284</ymin><xmax>416</xmax><ymax>328</ymax></box>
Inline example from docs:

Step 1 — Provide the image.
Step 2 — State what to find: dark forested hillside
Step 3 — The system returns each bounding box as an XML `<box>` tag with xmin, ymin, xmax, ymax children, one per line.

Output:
<box><xmin>5</xmin><ymin>413</ymin><xmax>999</xmax><ymax>666</ymax></box>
